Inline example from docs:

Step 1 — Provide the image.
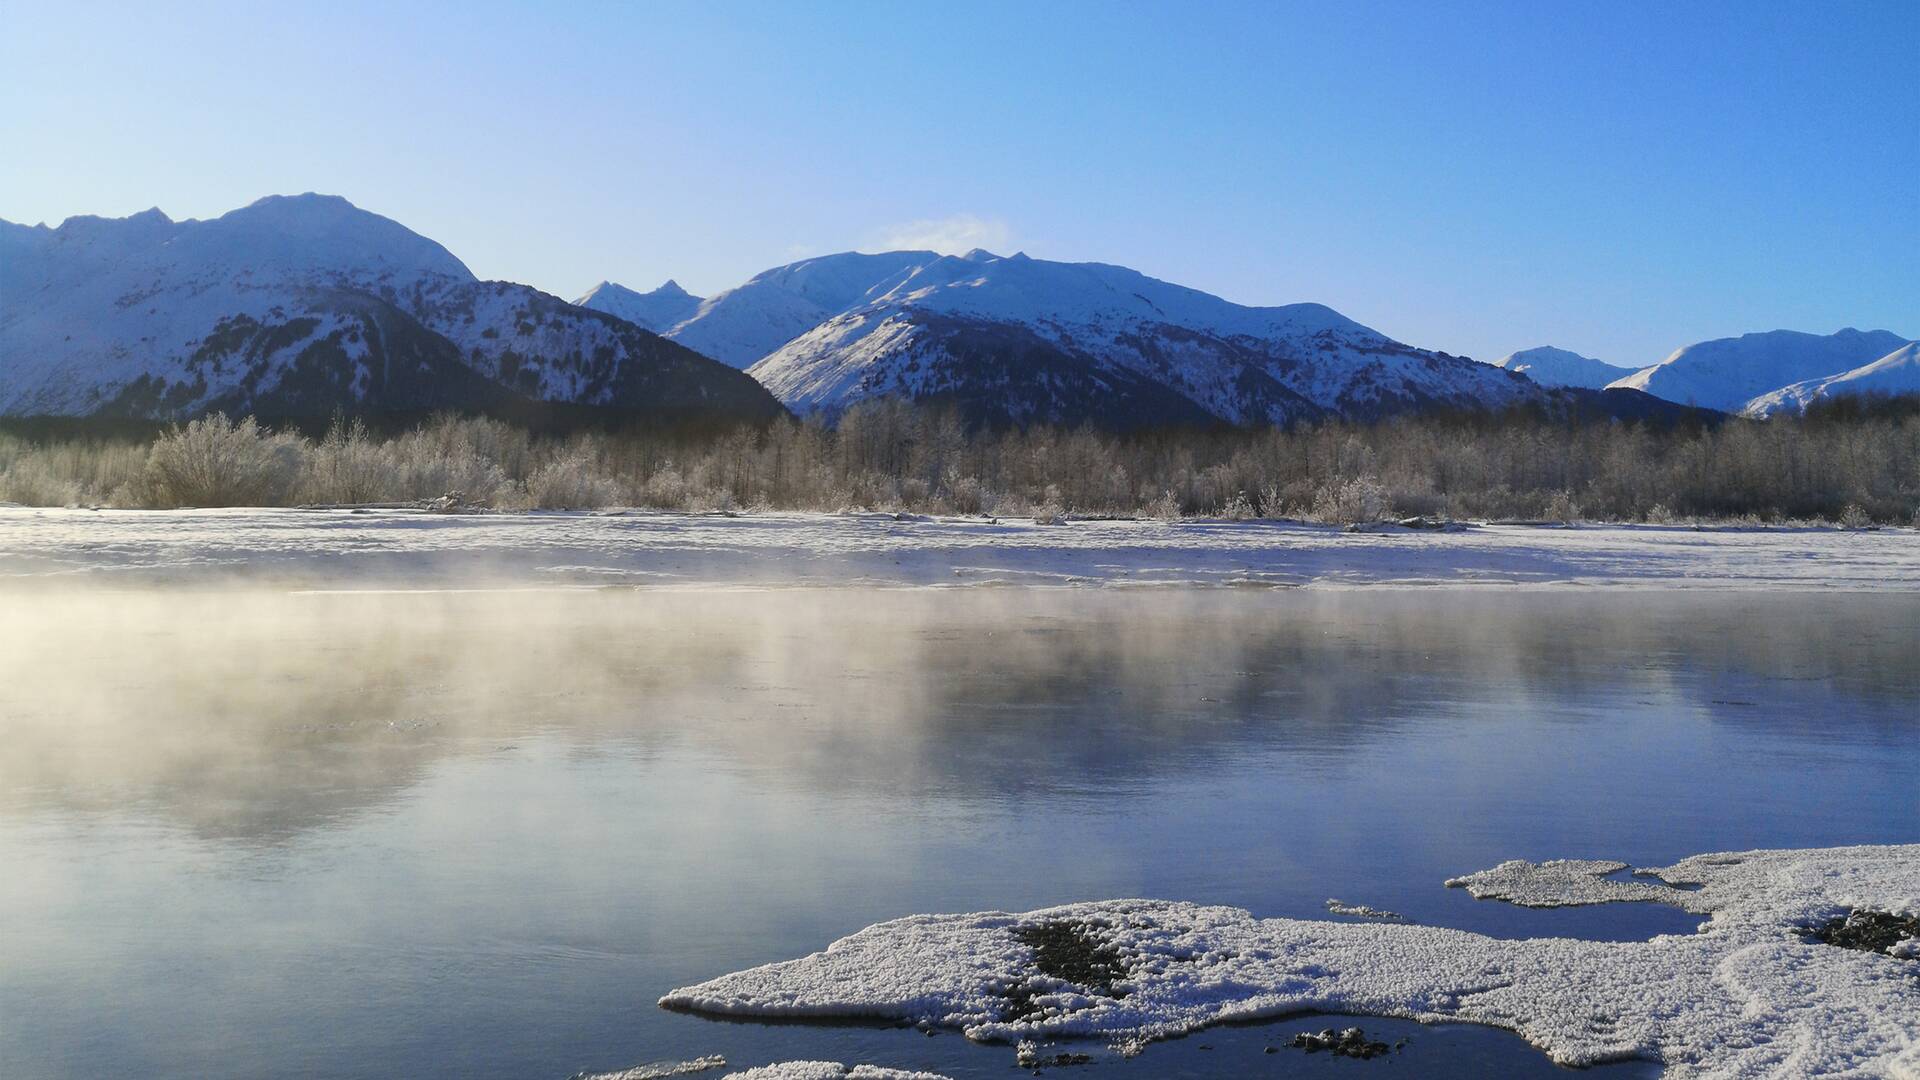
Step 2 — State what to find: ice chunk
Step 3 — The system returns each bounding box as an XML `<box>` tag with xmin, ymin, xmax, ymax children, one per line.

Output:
<box><xmin>1324</xmin><ymin>898</ymin><xmax>1405</xmax><ymax>920</ymax></box>
<box><xmin>662</xmin><ymin>845</ymin><xmax>1920</xmax><ymax>1078</ymax></box>
<box><xmin>1444</xmin><ymin>859</ymin><xmax>1693</xmax><ymax>908</ymax></box>
<box><xmin>574</xmin><ymin>1057</ymin><xmax>726</xmax><ymax>1080</ymax></box>
<box><xmin>719</xmin><ymin>1064</ymin><xmax>949</xmax><ymax>1080</ymax></box>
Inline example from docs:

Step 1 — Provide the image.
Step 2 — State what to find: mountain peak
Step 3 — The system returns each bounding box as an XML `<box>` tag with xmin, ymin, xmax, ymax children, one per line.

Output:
<box><xmin>1611</xmin><ymin>327</ymin><xmax>1912</xmax><ymax>411</ymax></box>
<box><xmin>1492</xmin><ymin>346</ymin><xmax>1635</xmax><ymax>390</ymax></box>
<box><xmin>237</xmin><ymin>192</ymin><xmax>362</xmax><ymax>217</ymax></box>
<box><xmin>575</xmin><ymin>276</ymin><xmax>704</xmax><ymax>332</ymax></box>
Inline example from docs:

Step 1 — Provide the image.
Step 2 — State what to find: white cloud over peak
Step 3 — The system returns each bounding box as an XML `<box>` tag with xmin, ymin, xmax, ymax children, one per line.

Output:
<box><xmin>871</xmin><ymin>214</ymin><xmax>1014</xmax><ymax>256</ymax></box>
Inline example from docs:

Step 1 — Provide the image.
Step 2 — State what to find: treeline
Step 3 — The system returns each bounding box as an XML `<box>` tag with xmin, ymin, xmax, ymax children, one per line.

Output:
<box><xmin>1</xmin><ymin>397</ymin><xmax>1916</xmax><ymax>524</ymax></box>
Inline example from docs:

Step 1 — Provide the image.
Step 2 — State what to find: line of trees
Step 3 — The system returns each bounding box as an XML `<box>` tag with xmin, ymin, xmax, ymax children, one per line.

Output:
<box><xmin>1</xmin><ymin>397</ymin><xmax>1916</xmax><ymax>524</ymax></box>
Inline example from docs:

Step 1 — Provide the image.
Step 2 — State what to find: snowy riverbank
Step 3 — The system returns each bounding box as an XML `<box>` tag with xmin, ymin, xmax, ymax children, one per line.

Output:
<box><xmin>662</xmin><ymin>844</ymin><xmax>1920</xmax><ymax>1078</ymax></box>
<box><xmin>1</xmin><ymin>506</ymin><xmax>1917</xmax><ymax>590</ymax></box>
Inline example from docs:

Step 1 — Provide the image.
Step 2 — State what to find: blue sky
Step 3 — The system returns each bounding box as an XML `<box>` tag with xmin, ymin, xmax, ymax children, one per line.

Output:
<box><xmin>2</xmin><ymin>0</ymin><xmax>1914</xmax><ymax>366</ymax></box>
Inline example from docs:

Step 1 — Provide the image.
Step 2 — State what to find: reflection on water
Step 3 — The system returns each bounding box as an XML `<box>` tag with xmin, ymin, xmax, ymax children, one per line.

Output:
<box><xmin>0</xmin><ymin>589</ymin><xmax>1914</xmax><ymax>1079</ymax></box>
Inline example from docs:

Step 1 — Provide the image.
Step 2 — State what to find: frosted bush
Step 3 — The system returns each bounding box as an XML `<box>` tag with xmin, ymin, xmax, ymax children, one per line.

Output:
<box><xmin>944</xmin><ymin>476</ymin><xmax>993</xmax><ymax>515</ymax></box>
<box><xmin>526</xmin><ymin>447</ymin><xmax>622</xmax><ymax>509</ymax></box>
<box><xmin>1311</xmin><ymin>474</ymin><xmax>1393</xmax><ymax>525</ymax></box>
<box><xmin>1219</xmin><ymin>491</ymin><xmax>1257</xmax><ymax>520</ymax></box>
<box><xmin>897</xmin><ymin>477</ymin><xmax>931</xmax><ymax>509</ymax></box>
<box><xmin>640</xmin><ymin>463</ymin><xmax>689</xmax><ymax>508</ymax></box>
<box><xmin>1544</xmin><ymin>489</ymin><xmax>1581</xmax><ymax>524</ymax></box>
<box><xmin>688</xmin><ymin>487</ymin><xmax>736</xmax><ymax>514</ymax></box>
<box><xmin>140</xmin><ymin>414</ymin><xmax>305</xmax><ymax>507</ymax></box>
<box><xmin>1145</xmin><ymin>490</ymin><xmax>1183</xmax><ymax>521</ymax></box>
<box><xmin>1838</xmin><ymin>503</ymin><xmax>1872</xmax><ymax>530</ymax></box>
<box><xmin>387</xmin><ymin>430</ymin><xmax>513</xmax><ymax>503</ymax></box>
<box><xmin>0</xmin><ymin>458</ymin><xmax>85</xmax><ymax>506</ymax></box>
<box><xmin>303</xmin><ymin>418</ymin><xmax>390</xmax><ymax>504</ymax></box>
<box><xmin>1255</xmin><ymin>482</ymin><xmax>1285</xmax><ymax>518</ymax></box>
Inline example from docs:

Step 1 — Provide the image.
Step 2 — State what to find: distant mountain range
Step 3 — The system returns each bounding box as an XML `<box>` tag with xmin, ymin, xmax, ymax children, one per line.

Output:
<box><xmin>1743</xmin><ymin>342</ymin><xmax>1920</xmax><ymax>417</ymax></box>
<box><xmin>1492</xmin><ymin>347</ymin><xmax>1638</xmax><ymax>390</ymax></box>
<box><xmin>579</xmin><ymin>248</ymin><xmax>1570</xmax><ymax>427</ymax></box>
<box><xmin>3</xmin><ymin>194</ymin><xmax>1908</xmax><ymax>430</ymax></box>
<box><xmin>1602</xmin><ymin>329</ymin><xmax>1916</xmax><ymax>415</ymax></box>
<box><xmin>0</xmin><ymin>195</ymin><xmax>783</xmax><ymax>425</ymax></box>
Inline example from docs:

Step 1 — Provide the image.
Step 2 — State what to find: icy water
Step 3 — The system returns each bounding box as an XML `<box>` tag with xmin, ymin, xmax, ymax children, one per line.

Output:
<box><xmin>1</xmin><ymin>588</ymin><xmax>1915</xmax><ymax>1079</ymax></box>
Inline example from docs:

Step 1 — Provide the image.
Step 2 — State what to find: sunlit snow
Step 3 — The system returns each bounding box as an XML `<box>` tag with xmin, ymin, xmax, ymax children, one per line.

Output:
<box><xmin>662</xmin><ymin>845</ymin><xmax>1920</xmax><ymax>1078</ymax></box>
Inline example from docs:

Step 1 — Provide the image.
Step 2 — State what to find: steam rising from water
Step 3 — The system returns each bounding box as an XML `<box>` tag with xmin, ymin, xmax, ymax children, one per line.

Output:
<box><xmin>2</xmin><ymin>588</ymin><xmax>1913</xmax><ymax>841</ymax></box>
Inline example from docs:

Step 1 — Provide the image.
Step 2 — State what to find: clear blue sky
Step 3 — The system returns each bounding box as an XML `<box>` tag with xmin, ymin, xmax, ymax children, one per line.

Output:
<box><xmin>3</xmin><ymin>0</ymin><xmax>1914</xmax><ymax>366</ymax></box>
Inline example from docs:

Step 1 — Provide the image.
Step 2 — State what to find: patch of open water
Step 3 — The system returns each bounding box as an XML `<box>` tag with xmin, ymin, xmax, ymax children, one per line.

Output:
<box><xmin>0</xmin><ymin>588</ymin><xmax>1912</xmax><ymax>1078</ymax></box>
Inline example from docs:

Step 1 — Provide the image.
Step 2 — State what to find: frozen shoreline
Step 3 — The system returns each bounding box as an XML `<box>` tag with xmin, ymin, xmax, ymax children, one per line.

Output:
<box><xmin>1</xmin><ymin>506</ymin><xmax>1917</xmax><ymax>590</ymax></box>
<box><xmin>662</xmin><ymin>844</ymin><xmax>1920</xmax><ymax>1078</ymax></box>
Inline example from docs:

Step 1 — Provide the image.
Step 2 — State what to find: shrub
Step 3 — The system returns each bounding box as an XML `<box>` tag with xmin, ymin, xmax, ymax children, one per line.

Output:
<box><xmin>1544</xmin><ymin>489</ymin><xmax>1581</xmax><ymax>524</ymax></box>
<box><xmin>0</xmin><ymin>457</ymin><xmax>84</xmax><ymax>506</ymax></box>
<box><xmin>140</xmin><ymin>414</ymin><xmax>305</xmax><ymax>507</ymax></box>
<box><xmin>1145</xmin><ymin>489</ymin><xmax>1183</xmax><ymax>521</ymax></box>
<box><xmin>526</xmin><ymin>446</ymin><xmax>621</xmax><ymax>509</ymax></box>
<box><xmin>303</xmin><ymin>417</ymin><xmax>390</xmax><ymax>504</ymax></box>
<box><xmin>1310</xmin><ymin>474</ymin><xmax>1393</xmax><ymax>525</ymax></box>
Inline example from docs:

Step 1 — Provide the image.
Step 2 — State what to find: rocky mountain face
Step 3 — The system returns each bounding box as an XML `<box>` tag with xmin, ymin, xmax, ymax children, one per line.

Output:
<box><xmin>0</xmin><ymin>195</ymin><xmax>785</xmax><ymax>425</ymax></box>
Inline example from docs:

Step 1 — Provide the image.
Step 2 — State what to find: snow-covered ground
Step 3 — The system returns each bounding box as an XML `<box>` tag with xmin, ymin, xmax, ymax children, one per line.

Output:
<box><xmin>0</xmin><ymin>506</ymin><xmax>1916</xmax><ymax>591</ymax></box>
<box><xmin>662</xmin><ymin>844</ymin><xmax>1920</xmax><ymax>1078</ymax></box>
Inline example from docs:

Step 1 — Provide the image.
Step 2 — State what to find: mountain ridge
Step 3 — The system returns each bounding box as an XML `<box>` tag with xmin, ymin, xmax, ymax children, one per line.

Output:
<box><xmin>1492</xmin><ymin>346</ymin><xmax>1640</xmax><ymax>390</ymax></box>
<box><xmin>1606</xmin><ymin>328</ymin><xmax>1912</xmax><ymax>412</ymax></box>
<box><xmin>594</xmin><ymin>247</ymin><xmax>1544</xmax><ymax>428</ymax></box>
<box><xmin>0</xmin><ymin>195</ymin><xmax>785</xmax><ymax>425</ymax></box>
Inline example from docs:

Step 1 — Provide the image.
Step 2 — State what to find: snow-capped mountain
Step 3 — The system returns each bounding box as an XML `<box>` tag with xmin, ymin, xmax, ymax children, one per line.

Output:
<box><xmin>1744</xmin><ymin>342</ymin><xmax>1920</xmax><ymax>416</ymax></box>
<box><xmin>601</xmin><ymin>248</ymin><xmax>1543</xmax><ymax>426</ymax></box>
<box><xmin>0</xmin><ymin>195</ymin><xmax>783</xmax><ymax>423</ymax></box>
<box><xmin>1492</xmin><ymin>346</ymin><xmax>1639</xmax><ymax>390</ymax></box>
<box><xmin>1606</xmin><ymin>328</ymin><xmax>1911</xmax><ymax>413</ymax></box>
<box><xmin>574</xmin><ymin>279</ymin><xmax>703</xmax><ymax>333</ymax></box>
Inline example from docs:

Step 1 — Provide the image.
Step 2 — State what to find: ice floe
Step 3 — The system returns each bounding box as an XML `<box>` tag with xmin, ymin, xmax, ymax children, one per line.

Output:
<box><xmin>1445</xmin><ymin>858</ymin><xmax>1696</xmax><ymax>908</ymax></box>
<box><xmin>574</xmin><ymin>1057</ymin><xmax>727</xmax><ymax>1079</ymax></box>
<box><xmin>718</xmin><ymin>1064</ymin><xmax>948</xmax><ymax>1080</ymax></box>
<box><xmin>661</xmin><ymin>844</ymin><xmax>1920</xmax><ymax>1078</ymax></box>
<box><xmin>1324</xmin><ymin>898</ymin><xmax>1406</xmax><ymax>920</ymax></box>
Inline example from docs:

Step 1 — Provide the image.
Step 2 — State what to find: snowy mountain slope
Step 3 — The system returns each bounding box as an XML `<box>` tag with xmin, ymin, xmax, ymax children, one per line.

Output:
<box><xmin>1606</xmin><ymin>328</ymin><xmax>1910</xmax><ymax>412</ymax></box>
<box><xmin>0</xmin><ymin>195</ymin><xmax>783</xmax><ymax>423</ymax></box>
<box><xmin>575</xmin><ymin>279</ymin><xmax>703</xmax><ymax>332</ymax></box>
<box><xmin>1492</xmin><ymin>346</ymin><xmax>1639</xmax><ymax>390</ymax></box>
<box><xmin>738</xmin><ymin>249</ymin><xmax>1541</xmax><ymax>426</ymax></box>
<box><xmin>1744</xmin><ymin>341</ymin><xmax>1920</xmax><ymax>416</ymax></box>
<box><xmin>660</xmin><ymin>251</ymin><xmax>941</xmax><ymax>369</ymax></box>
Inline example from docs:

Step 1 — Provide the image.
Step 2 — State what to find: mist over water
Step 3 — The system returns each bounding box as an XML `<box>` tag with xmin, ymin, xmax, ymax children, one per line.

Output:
<box><xmin>1</xmin><ymin>588</ymin><xmax>1914</xmax><ymax>1078</ymax></box>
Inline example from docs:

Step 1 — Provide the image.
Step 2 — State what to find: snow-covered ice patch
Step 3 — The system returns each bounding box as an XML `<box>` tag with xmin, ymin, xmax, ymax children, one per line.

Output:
<box><xmin>718</xmin><ymin>1064</ymin><xmax>948</xmax><ymax>1080</ymax></box>
<box><xmin>1445</xmin><ymin>859</ymin><xmax>1695</xmax><ymax>908</ymax></box>
<box><xmin>1324</xmin><ymin>898</ymin><xmax>1406</xmax><ymax>920</ymax></box>
<box><xmin>661</xmin><ymin>845</ymin><xmax>1920</xmax><ymax>1078</ymax></box>
<box><xmin>573</xmin><ymin>1056</ymin><xmax>726</xmax><ymax>1079</ymax></box>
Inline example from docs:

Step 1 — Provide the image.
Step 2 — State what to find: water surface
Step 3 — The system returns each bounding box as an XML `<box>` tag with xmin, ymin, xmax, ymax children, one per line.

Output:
<box><xmin>1</xmin><ymin>588</ymin><xmax>1913</xmax><ymax>1078</ymax></box>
